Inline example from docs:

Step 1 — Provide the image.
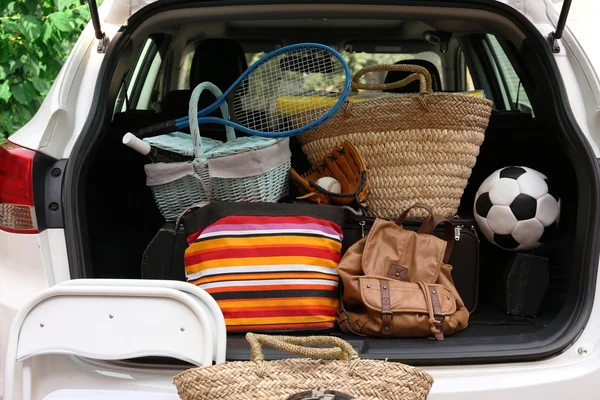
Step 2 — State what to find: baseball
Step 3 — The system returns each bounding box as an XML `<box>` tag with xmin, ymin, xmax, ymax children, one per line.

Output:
<box><xmin>315</xmin><ymin>177</ymin><xmax>341</xmax><ymax>193</ymax></box>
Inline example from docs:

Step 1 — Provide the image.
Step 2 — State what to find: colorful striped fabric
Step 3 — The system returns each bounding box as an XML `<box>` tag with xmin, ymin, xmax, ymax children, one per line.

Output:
<box><xmin>184</xmin><ymin>215</ymin><xmax>344</xmax><ymax>332</ymax></box>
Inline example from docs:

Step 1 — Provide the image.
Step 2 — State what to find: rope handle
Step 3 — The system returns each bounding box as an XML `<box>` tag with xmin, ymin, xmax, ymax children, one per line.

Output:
<box><xmin>188</xmin><ymin>81</ymin><xmax>236</xmax><ymax>159</ymax></box>
<box><xmin>350</xmin><ymin>64</ymin><xmax>433</xmax><ymax>94</ymax></box>
<box><xmin>246</xmin><ymin>333</ymin><xmax>359</xmax><ymax>363</ymax></box>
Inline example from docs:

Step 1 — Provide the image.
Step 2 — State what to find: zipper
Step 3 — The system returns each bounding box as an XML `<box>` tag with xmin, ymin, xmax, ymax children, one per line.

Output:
<box><xmin>351</xmin><ymin>216</ymin><xmax>479</xmax><ymax>242</ymax></box>
<box><xmin>454</xmin><ymin>225</ymin><xmax>463</xmax><ymax>241</ymax></box>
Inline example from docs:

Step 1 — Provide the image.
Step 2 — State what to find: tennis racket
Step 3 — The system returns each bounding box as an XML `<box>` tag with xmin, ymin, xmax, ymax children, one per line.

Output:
<box><xmin>132</xmin><ymin>43</ymin><xmax>351</xmax><ymax>139</ymax></box>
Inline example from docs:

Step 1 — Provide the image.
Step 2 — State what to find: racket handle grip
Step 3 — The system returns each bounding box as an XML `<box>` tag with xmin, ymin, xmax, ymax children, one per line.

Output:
<box><xmin>132</xmin><ymin>120</ymin><xmax>177</xmax><ymax>139</ymax></box>
<box><xmin>122</xmin><ymin>133</ymin><xmax>151</xmax><ymax>155</ymax></box>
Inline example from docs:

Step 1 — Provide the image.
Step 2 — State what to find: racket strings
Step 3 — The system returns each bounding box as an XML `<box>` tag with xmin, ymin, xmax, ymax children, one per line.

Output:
<box><xmin>232</xmin><ymin>47</ymin><xmax>347</xmax><ymax>133</ymax></box>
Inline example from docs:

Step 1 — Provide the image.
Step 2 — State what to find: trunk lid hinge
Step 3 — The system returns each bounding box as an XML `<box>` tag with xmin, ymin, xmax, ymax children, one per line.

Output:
<box><xmin>547</xmin><ymin>0</ymin><xmax>572</xmax><ymax>54</ymax></box>
<box><xmin>87</xmin><ymin>0</ymin><xmax>109</xmax><ymax>53</ymax></box>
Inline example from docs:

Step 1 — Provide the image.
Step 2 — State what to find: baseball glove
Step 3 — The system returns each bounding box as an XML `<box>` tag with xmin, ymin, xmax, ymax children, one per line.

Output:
<box><xmin>290</xmin><ymin>140</ymin><xmax>369</xmax><ymax>209</ymax></box>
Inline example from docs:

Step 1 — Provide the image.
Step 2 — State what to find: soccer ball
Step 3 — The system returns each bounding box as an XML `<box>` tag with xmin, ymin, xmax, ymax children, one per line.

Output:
<box><xmin>473</xmin><ymin>166</ymin><xmax>560</xmax><ymax>251</ymax></box>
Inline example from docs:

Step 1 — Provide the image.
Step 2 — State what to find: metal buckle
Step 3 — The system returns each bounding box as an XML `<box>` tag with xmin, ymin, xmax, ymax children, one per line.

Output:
<box><xmin>380</xmin><ymin>311</ymin><xmax>393</xmax><ymax>320</ymax></box>
<box><xmin>433</xmin><ymin>313</ymin><xmax>446</xmax><ymax>326</ymax></box>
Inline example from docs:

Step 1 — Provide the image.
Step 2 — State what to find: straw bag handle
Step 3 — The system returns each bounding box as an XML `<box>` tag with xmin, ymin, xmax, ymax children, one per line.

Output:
<box><xmin>350</xmin><ymin>64</ymin><xmax>433</xmax><ymax>94</ymax></box>
<box><xmin>188</xmin><ymin>82</ymin><xmax>236</xmax><ymax>159</ymax></box>
<box><xmin>246</xmin><ymin>333</ymin><xmax>359</xmax><ymax>363</ymax></box>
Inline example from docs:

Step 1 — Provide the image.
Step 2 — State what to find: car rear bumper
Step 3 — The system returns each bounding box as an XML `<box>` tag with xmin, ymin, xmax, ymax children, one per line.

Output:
<box><xmin>22</xmin><ymin>342</ymin><xmax>600</xmax><ymax>400</ymax></box>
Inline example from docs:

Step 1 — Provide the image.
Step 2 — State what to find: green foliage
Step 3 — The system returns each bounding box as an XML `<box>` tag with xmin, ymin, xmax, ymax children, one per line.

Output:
<box><xmin>0</xmin><ymin>0</ymin><xmax>97</xmax><ymax>140</ymax></box>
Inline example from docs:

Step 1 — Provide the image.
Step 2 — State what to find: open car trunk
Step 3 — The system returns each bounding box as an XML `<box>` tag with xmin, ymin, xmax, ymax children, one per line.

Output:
<box><xmin>64</xmin><ymin>0</ymin><xmax>600</xmax><ymax>366</ymax></box>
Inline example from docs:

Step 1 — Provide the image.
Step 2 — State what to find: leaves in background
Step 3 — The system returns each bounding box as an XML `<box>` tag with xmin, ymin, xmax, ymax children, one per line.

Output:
<box><xmin>11</xmin><ymin>81</ymin><xmax>37</xmax><ymax>105</ymax></box>
<box><xmin>19</xmin><ymin>15</ymin><xmax>42</xmax><ymax>41</ymax></box>
<box><xmin>49</xmin><ymin>11</ymin><xmax>72</xmax><ymax>32</ymax></box>
<box><xmin>0</xmin><ymin>83</ymin><xmax>11</xmax><ymax>103</ymax></box>
<box><xmin>0</xmin><ymin>0</ymin><xmax>101</xmax><ymax>140</ymax></box>
<box><xmin>31</xmin><ymin>77</ymin><xmax>50</xmax><ymax>95</ymax></box>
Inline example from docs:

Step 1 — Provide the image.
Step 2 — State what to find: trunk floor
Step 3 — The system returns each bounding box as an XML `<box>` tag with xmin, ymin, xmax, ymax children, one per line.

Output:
<box><xmin>224</xmin><ymin>303</ymin><xmax>552</xmax><ymax>361</ymax></box>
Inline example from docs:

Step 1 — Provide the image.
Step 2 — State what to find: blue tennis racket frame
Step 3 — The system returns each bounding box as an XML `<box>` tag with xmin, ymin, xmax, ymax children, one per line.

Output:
<box><xmin>136</xmin><ymin>43</ymin><xmax>352</xmax><ymax>139</ymax></box>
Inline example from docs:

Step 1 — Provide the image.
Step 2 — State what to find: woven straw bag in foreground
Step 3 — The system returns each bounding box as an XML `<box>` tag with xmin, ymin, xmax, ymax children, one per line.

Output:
<box><xmin>173</xmin><ymin>333</ymin><xmax>434</xmax><ymax>400</ymax></box>
<box><xmin>296</xmin><ymin>64</ymin><xmax>493</xmax><ymax>219</ymax></box>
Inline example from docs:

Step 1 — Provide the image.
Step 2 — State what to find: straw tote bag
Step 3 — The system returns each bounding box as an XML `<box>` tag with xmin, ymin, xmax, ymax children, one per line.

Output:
<box><xmin>173</xmin><ymin>333</ymin><xmax>434</xmax><ymax>400</ymax></box>
<box><xmin>296</xmin><ymin>64</ymin><xmax>493</xmax><ymax>219</ymax></box>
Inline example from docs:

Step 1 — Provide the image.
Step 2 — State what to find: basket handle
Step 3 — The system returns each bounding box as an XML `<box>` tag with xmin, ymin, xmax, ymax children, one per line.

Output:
<box><xmin>350</xmin><ymin>64</ymin><xmax>433</xmax><ymax>94</ymax></box>
<box><xmin>246</xmin><ymin>333</ymin><xmax>359</xmax><ymax>363</ymax></box>
<box><xmin>188</xmin><ymin>82</ymin><xmax>236</xmax><ymax>159</ymax></box>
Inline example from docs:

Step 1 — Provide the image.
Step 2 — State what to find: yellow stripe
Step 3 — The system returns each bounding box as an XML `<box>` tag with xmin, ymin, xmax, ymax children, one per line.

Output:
<box><xmin>218</xmin><ymin>298</ymin><xmax>339</xmax><ymax>308</ymax></box>
<box><xmin>275</xmin><ymin>90</ymin><xmax>486</xmax><ymax>114</ymax></box>
<box><xmin>185</xmin><ymin>256</ymin><xmax>339</xmax><ymax>274</ymax></box>
<box><xmin>188</xmin><ymin>236</ymin><xmax>341</xmax><ymax>252</ymax></box>
<box><xmin>225</xmin><ymin>315</ymin><xmax>335</xmax><ymax>325</ymax></box>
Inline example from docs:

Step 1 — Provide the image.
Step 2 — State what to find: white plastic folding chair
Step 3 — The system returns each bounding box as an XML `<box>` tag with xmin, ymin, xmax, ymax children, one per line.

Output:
<box><xmin>3</xmin><ymin>284</ymin><xmax>217</xmax><ymax>400</ymax></box>
<box><xmin>56</xmin><ymin>279</ymin><xmax>227</xmax><ymax>364</ymax></box>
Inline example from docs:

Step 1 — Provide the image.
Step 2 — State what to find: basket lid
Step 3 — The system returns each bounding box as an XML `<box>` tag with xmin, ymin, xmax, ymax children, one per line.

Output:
<box><xmin>205</xmin><ymin>136</ymin><xmax>280</xmax><ymax>159</ymax></box>
<box><xmin>143</xmin><ymin>131</ymin><xmax>223</xmax><ymax>157</ymax></box>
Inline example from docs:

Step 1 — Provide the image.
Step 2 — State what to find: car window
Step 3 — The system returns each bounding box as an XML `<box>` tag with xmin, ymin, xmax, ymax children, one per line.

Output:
<box><xmin>114</xmin><ymin>36</ymin><xmax>164</xmax><ymax>113</ymax></box>
<box><xmin>245</xmin><ymin>50</ymin><xmax>444</xmax><ymax>87</ymax></box>
<box><xmin>485</xmin><ymin>34</ymin><xmax>533</xmax><ymax>114</ymax></box>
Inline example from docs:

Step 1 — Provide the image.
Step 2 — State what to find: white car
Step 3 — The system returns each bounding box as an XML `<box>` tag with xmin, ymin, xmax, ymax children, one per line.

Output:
<box><xmin>2</xmin><ymin>0</ymin><xmax>600</xmax><ymax>399</ymax></box>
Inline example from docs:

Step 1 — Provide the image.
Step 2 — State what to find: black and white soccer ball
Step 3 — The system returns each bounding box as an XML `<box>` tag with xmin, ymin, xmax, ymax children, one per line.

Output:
<box><xmin>473</xmin><ymin>166</ymin><xmax>560</xmax><ymax>251</ymax></box>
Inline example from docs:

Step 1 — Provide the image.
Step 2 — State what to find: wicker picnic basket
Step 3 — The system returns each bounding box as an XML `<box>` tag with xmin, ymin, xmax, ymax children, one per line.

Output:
<box><xmin>296</xmin><ymin>64</ymin><xmax>493</xmax><ymax>219</ymax></box>
<box><xmin>173</xmin><ymin>333</ymin><xmax>434</xmax><ymax>400</ymax></box>
<box><xmin>143</xmin><ymin>81</ymin><xmax>291</xmax><ymax>221</ymax></box>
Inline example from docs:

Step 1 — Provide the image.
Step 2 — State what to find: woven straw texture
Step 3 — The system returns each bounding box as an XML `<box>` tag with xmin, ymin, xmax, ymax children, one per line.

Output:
<box><xmin>173</xmin><ymin>333</ymin><xmax>434</xmax><ymax>400</ymax></box>
<box><xmin>296</xmin><ymin>64</ymin><xmax>493</xmax><ymax>219</ymax></box>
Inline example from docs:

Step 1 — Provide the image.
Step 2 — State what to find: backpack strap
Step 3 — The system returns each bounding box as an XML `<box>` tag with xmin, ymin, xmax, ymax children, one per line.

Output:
<box><xmin>395</xmin><ymin>203</ymin><xmax>454</xmax><ymax>264</ymax></box>
<box><xmin>394</xmin><ymin>202</ymin><xmax>434</xmax><ymax>225</ymax></box>
<box><xmin>417</xmin><ymin>214</ymin><xmax>455</xmax><ymax>264</ymax></box>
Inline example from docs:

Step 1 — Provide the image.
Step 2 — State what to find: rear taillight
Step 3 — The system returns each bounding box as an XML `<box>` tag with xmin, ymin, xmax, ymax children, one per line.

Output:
<box><xmin>0</xmin><ymin>141</ymin><xmax>38</xmax><ymax>233</ymax></box>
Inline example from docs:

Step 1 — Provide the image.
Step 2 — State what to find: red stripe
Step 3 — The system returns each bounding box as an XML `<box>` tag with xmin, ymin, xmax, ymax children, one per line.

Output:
<box><xmin>221</xmin><ymin>307</ymin><xmax>338</xmax><ymax>319</ymax></box>
<box><xmin>184</xmin><ymin>245</ymin><xmax>340</xmax><ymax>265</ymax></box>
<box><xmin>209</xmin><ymin>215</ymin><xmax>343</xmax><ymax>235</ymax></box>
<box><xmin>227</xmin><ymin>322</ymin><xmax>334</xmax><ymax>331</ymax></box>
<box><xmin>186</xmin><ymin>230</ymin><xmax>202</xmax><ymax>245</ymax></box>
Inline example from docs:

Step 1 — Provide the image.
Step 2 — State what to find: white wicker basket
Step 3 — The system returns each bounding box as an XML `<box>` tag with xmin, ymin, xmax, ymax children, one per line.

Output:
<box><xmin>144</xmin><ymin>82</ymin><xmax>291</xmax><ymax>221</ymax></box>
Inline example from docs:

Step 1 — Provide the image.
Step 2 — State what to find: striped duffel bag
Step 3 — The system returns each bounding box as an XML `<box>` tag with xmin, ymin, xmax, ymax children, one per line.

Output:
<box><xmin>178</xmin><ymin>201</ymin><xmax>346</xmax><ymax>333</ymax></box>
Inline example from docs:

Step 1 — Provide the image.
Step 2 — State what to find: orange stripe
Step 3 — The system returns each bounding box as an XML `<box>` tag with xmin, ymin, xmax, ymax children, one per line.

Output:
<box><xmin>215</xmin><ymin>297</ymin><xmax>339</xmax><ymax>308</ymax></box>
<box><xmin>187</xmin><ymin>243</ymin><xmax>340</xmax><ymax>258</ymax></box>
<box><xmin>225</xmin><ymin>315</ymin><xmax>335</xmax><ymax>325</ymax></box>
<box><xmin>201</xmin><ymin>284</ymin><xmax>338</xmax><ymax>294</ymax></box>
<box><xmin>218</xmin><ymin>304</ymin><xmax>338</xmax><ymax>313</ymax></box>
<box><xmin>187</xmin><ymin>236</ymin><xmax>342</xmax><ymax>251</ymax></box>
<box><xmin>226</xmin><ymin>322</ymin><xmax>334</xmax><ymax>331</ymax></box>
<box><xmin>195</xmin><ymin>272</ymin><xmax>339</xmax><ymax>284</ymax></box>
<box><xmin>185</xmin><ymin>255</ymin><xmax>339</xmax><ymax>274</ymax></box>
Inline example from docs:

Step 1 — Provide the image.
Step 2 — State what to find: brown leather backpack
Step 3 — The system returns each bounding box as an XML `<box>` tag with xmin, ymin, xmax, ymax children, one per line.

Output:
<box><xmin>336</xmin><ymin>203</ymin><xmax>469</xmax><ymax>340</ymax></box>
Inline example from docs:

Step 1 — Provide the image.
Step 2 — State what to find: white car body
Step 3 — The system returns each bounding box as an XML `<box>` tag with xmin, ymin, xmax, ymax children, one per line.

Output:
<box><xmin>1</xmin><ymin>0</ymin><xmax>600</xmax><ymax>399</ymax></box>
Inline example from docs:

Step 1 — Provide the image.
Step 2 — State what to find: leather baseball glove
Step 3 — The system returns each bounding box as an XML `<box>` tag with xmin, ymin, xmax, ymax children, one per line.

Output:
<box><xmin>290</xmin><ymin>140</ymin><xmax>369</xmax><ymax>210</ymax></box>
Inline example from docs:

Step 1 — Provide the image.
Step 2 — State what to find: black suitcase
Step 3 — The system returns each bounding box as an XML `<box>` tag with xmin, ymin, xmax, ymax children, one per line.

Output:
<box><xmin>141</xmin><ymin>222</ymin><xmax>187</xmax><ymax>281</ymax></box>
<box><xmin>342</xmin><ymin>214</ymin><xmax>480</xmax><ymax>312</ymax></box>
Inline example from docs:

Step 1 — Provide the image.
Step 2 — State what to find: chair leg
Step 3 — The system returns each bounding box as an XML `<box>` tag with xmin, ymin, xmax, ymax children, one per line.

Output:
<box><xmin>22</xmin><ymin>358</ymin><xmax>32</xmax><ymax>400</ymax></box>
